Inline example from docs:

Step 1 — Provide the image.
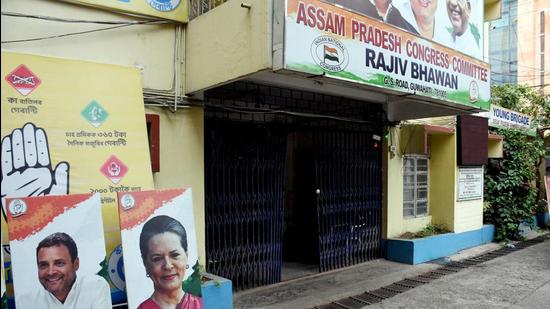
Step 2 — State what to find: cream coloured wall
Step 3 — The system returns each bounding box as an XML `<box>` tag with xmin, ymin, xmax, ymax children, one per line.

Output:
<box><xmin>517</xmin><ymin>0</ymin><xmax>550</xmax><ymax>96</ymax></box>
<box><xmin>1</xmin><ymin>0</ymin><xmax>178</xmax><ymax>90</ymax></box>
<box><xmin>185</xmin><ymin>0</ymin><xmax>272</xmax><ymax>94</ymax></box>
<box><xmin>383</xmin><ymin>127</ymin><xmax>405</xmax><ymax>238</ymax></box>
<box><xmin>454</xmin><ymin>198</ymin><xmax>484</xmax><ymax>233</ymax></box>
<box><xmin>488</xmin><ymin>138</ymin><xmax>504</xmax><ymax>158</ymax></box>
<box><xmin>145</xmin><ymin>106</ymin><xmax>206</xmax><ymax>265</ymax></box>
<box><xmin>403</xmin><ymin>216</ymin><xmax>432</xmax><ymax>234</ymax></box>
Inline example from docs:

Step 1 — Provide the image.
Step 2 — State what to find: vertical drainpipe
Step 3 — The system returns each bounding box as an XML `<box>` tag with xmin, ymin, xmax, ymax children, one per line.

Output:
<box><xmin>540</xmin><ymin>10</ymin><xmax>545</xmax><ymax>93</ymax></box>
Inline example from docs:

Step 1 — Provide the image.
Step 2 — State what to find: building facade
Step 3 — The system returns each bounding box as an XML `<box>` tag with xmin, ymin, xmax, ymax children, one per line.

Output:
<box><xmin>517</xmin><ymin>0</ymin><xmax>549</xmax><ymax>95</ymax></box>
<box><xmin>1</xmin><ymin>0</ymin><xmax>502</xmax><ymax>305</ymax></box>
<box><xmin>489</xmin><ymin>0</ymin><xmax>550</xmax><ymax>94</ymax></box>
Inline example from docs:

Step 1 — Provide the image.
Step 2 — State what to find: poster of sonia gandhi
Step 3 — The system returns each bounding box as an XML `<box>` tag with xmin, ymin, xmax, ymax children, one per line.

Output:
<box><xmin>118</xmin><ymin>188</ymin><xmax>203</xmax><ymax>309</ymax></box>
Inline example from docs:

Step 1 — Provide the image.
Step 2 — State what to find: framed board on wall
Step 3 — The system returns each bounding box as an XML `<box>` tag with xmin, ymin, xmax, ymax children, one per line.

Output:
<box><xmin>457</xmin><ymin>166</ymin><xmax>483</xmax><ymax>201</ymax></box>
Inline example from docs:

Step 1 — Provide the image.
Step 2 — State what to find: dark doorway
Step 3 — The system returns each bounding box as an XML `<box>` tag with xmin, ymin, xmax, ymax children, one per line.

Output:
<box><xmin>204</xmin><ymin>82</ymin><xmax>384</xmax><ymax>290</ymax></box>
<box><xmin>312</xmin><ymin>130</ymin><xmax>382</xmax><ymax>272</ymax></box>
<box><xmin>282</xmin><ymin>131</ymin><xmax>319</xmax><ymax>280</ymax></box>
<box><xmin>281</xmin><ymin>127</ymin><xmax>382</xmax><ymax>276</ymax></box>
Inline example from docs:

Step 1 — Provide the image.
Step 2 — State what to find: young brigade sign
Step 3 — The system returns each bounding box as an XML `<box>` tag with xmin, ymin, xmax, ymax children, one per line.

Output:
<box><xmin>284</xmin><ymin>0</ymin><xmax>490</xmax><ymax>110</ymax></box>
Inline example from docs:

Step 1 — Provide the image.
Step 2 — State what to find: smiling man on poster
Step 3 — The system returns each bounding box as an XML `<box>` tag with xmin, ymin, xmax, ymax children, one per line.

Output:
<box><xmin>18</xmin><ymin>232</ymin><xmax>111</xmax><ymax>309</ymax></box>
<box><xmin>444</xmin><ymin>0</ymin><xmax>482</xmax><ymax>59</ymax></box>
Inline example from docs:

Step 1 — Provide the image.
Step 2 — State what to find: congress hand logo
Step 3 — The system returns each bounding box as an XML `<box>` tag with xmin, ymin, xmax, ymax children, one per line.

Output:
<box><xmin>1</xmin><ymin>123</ymin><xmax>70</xmax><ymax>217</ymax></box>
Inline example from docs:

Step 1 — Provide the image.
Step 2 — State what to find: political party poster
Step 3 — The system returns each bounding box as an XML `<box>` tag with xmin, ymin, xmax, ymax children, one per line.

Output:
<box><xmin>118</xmin><ymin>188</ymin><xmax>203</xmax><ymax>309</ymax></box>
<box><xmin>1</xmin><ymin>51</ymin><xmax>154</xmax><ymax>303</ymax></box>
<box><xmin>325</xmin><ymin>0</ymin><xmax>484</xmax><ymax>60</ymax></box>
<box><xmin>60</xmin><ymin>0</ymin><xmax>188</xmax><ymax>23</ymax></box>
<box><xmin>6</xmin><ymin>193</ymin><xmax>111</xmax><ymax>309</ymax></box>
<box><xmin>1</xmin><ymin>248</ymin><xmax>5</xmax><ymax>307</ymax></box>
<box><xmin>285</xmin><ymin>0</ymin><xmax>490</xmax><ymax>110</ymax></box>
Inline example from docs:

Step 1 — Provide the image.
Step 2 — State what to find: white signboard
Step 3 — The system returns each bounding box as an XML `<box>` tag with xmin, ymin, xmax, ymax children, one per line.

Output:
<box><xmin>284</xmin><ymin>0</ymin><xmax>491</xmax><ymax>110</ymax></box>
<box><xmin>457</xmin><ymin>167</ymin><xmax>483</xmax><ymax>201</ymax></box>
<box><xmin>477</xmin><ymin>105</ymin><xmax>536</xmax><ymax>136</ymax></box>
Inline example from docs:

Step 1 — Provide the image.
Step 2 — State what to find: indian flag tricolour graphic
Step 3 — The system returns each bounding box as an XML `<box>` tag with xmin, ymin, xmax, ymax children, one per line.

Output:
<box><xmin>324</xmin><ymin>45</ymin><xmax>339</xmax><ymax>63</ymax></box>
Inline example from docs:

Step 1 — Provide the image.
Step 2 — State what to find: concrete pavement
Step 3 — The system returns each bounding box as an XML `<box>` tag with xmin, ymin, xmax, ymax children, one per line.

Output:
<box><xmin>368</xmin><ymin>239</ymin><xmax>549</xmax><ymax>309</ymax></box>
<box><xmin>234</xmin><ymin>231</ymin><xmax>549</xmax><ymax>309</ymax></box>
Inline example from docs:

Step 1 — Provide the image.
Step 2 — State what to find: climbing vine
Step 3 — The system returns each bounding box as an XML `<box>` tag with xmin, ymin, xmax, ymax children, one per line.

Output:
<box><xmin>484</xmin><ymin>129</ymin><xmax>544</xmax><ymax>240</ymax></box>
<box><xmin>484</xmin><ymin>85</ymin><xmax>547</xmax><ymax>241</ymax></box>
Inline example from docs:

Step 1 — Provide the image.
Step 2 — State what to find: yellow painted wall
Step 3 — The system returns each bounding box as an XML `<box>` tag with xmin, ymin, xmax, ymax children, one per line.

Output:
<box><xmin>1</xmin><ymin>0</ymin><xmax>178</xmax><ymax>90</ymax></box>
<box><xmin>399</xmin><ymin>125</ymin><xmax>426</xmax><ymax>155</ymax></box>
<box><xmin>2</xmin><ymin>0</ymin><xmax>206</xmax><ymax>258</ymax></box>
<box><xmin>488</xmin><ymin>138</ymin><xmax>504</xmax><ymax>158</ymax></box>
<box><xmin>185</xmin><ymin>0</ymin><xmax>272</xmax><ymax>94</ymax></box>
<box><xmin>386</xmin><ymin>119</ymin><xmax>489</xmax><ymax>237</ymax></box>
<box><xmin>428</xmin><ymin>134</ymin><xmax>455</xmax><ymax>230</ymax></box>
<box><xmin>408</xmin><ymin>116</ymin><xmax>456</xmax><ymax>128</ymax></box>
<box><xmin>145</xmin><ymin>106</ymin><xmax>206</xmax><ymax>264</ymax></box>
<box><xmin>385</xmin><ymin>126</ymin><xmax>434</xmax><ymax>238</ymax></box>
<box><xmin>484</xmin><ymin>0</ymin><xmax>502</xmax><ymax>21</ymax></box>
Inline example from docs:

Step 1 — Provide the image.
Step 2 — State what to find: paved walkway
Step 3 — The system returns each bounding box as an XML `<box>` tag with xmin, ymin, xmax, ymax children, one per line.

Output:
<box><xmin>368</xmin><ymin>239</ymin><xmax>549</xmax><ymax>309</ymax></box>
<box><xmin>234</xmin><ymin>230</ymin><xmax>548</xmax><ymax>309</ymax></box>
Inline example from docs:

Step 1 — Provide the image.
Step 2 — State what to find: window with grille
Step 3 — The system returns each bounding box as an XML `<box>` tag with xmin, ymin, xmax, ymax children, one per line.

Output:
<box><xmin>403</xmin><ymin>156</ymin><xmax>428</xmax><ymax>217</ymax></box>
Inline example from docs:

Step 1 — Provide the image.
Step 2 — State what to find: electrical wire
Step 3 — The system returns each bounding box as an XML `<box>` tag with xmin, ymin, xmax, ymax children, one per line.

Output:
<box><xmin>492</xmin><ymin>71</ymin><xmax>550</xmax><ymax>78</ymax></box>
<box><xmin>203</xmin><ymin>103</ymin><xmax>379</xmax><ymax>124</ymax></box>
<box><xmin>1</xmin><ymin>11</ymin><xmax>171</xmax><ymax>24</ymax></box>
<box><xmin>491</xmin><ymin>75</ymin><xmax>549</xmax><ymax>84</ymax></box>
<box><xmin>1</xmin><ymin>11</ymin><xmax>173</xmax><ymax>43</ymax></box>
<box><xmin>2</xmin><ymin>23</ymin><xmax>143</xmax><ymax>43</ymax></box>
<box><xmin>487</xmin><ymin>55</ymin><xmax>544</xmax><ymax>72</ymax></box>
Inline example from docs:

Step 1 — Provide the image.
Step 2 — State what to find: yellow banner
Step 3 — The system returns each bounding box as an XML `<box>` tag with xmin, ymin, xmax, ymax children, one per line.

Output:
<box><xmin>63</xmin><ymin>0</ymin><xmax>188</xmax><ymax>23</ymax></box>
<box><xmin>1</xmin><ymin>51</ymin><xmax>154</xmax><ymax>303</ymax></box>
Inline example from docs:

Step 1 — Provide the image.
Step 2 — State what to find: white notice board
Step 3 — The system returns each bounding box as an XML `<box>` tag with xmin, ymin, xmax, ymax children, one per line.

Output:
<box><xmin>458</xmin><ymin>167</ymin><xmax>483</xmax><ymax>201</ymax></box>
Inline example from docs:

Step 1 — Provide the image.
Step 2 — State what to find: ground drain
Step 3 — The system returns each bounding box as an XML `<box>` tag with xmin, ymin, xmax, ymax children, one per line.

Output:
<box><xmin>311</xmin><ymin>233</ymin><xmax>549</xmax><ymax>309</ymax></box>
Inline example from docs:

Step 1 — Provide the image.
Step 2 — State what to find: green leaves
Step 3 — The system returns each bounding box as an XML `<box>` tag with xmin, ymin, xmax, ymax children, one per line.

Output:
<box><xmin>484</xmin><ymin>128</ymin><xmax>544</xmax><ymax>241</ymax></box>
<box><xmin>183</xmin><ymin>261</ymin><xmax>203</xmax><ymax>297</ymax></box>
<box><xmin>412</xmin><ymin>224</ymin><xmax>450</xmax><ymax>238</ymax></box>
<box><xmin>96</xmin><ymin>257</ymin><xmax>109</xmax><ymax>281</ymax></box>
<box><xmin>483</xmin><ymin>86</ymin><xmax>546</xmax><ymax>240</ymax></box>
<box><xmin>491</xmin><ymin>85</ymin><xmax>549</xmax><ymax>130</ymax></box>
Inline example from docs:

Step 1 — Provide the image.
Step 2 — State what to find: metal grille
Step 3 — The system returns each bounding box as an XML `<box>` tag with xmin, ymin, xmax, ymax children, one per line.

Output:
<box><xmin>189</xmin><ymin>0</ymin><xmax>227</xmax><ymax>20</ymax></box>
<box><xmin>403</xmin><ymin>156</ymin><xmax>428</xmax><ymax>217</ymax></box>
<box><xmin>314</xmin><ymin>130</ymin><xmax>382</xmax><ymax>272</ymax></box>
<box><xmin>205</xmin><ymin>120</ymin><xmax>286</xmax><ymax>290</ymax></box>
<box><xmin>204</xmin><ymin>81</ymin><xmax>385</xmax><ymax>289</ymax></box>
